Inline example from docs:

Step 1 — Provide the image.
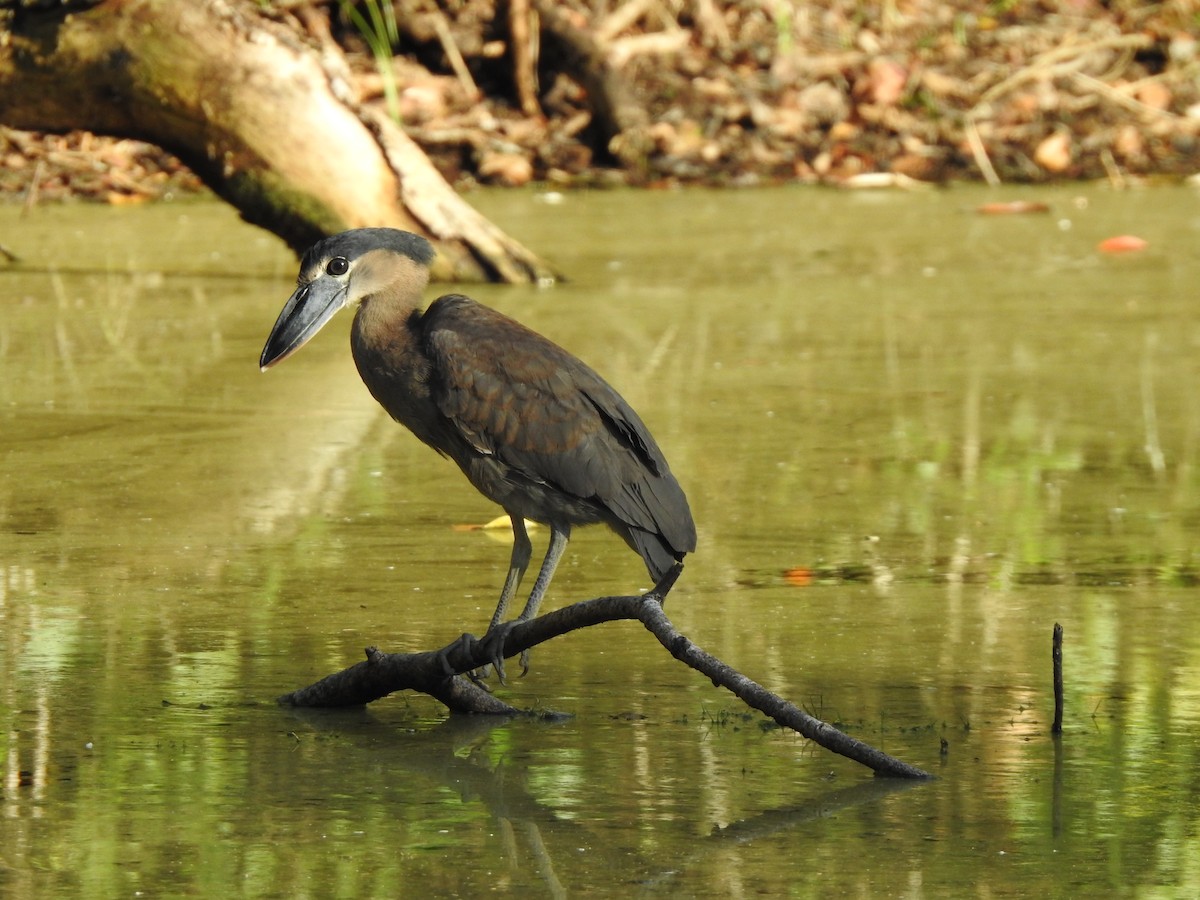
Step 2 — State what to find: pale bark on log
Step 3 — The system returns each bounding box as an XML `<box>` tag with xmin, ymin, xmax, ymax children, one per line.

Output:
<box><xmin>0</xmin><ymin>0</ymin><xmax>557</xmax><ymax>282</ymax></box>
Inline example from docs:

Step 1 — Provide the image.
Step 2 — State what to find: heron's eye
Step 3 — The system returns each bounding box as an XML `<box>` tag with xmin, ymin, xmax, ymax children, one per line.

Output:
<box><xmin>326</xmin><ymin>257</ymin><xmax>350</xmax><ymax>277</ymax></box>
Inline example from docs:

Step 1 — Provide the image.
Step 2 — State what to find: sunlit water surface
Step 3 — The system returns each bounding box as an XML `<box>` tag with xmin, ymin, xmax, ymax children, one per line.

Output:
<box><xmin>2</xmin><ymin>186</ymin><xmax>1200</xmax><ymax>896</ymax></box>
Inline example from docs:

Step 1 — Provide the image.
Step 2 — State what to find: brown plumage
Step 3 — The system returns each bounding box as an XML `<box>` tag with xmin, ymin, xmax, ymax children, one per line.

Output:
<box><xmin>260</xmin><ymin>228</ymin><xmax>696</xmax><ymax>659</ymax></box>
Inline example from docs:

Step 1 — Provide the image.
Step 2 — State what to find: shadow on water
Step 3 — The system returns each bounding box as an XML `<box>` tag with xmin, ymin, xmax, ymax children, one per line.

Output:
<box><xmin>2</xmin><ymin>188</ymin><xmax>1200</xmax><ymax>895</ymax></box>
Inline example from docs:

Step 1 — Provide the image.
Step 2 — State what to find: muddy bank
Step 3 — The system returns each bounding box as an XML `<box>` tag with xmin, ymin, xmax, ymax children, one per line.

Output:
<box><xmin>2</xmin><ymin>0</ymin><xmax>1197</xmax><ymax>204</ymax></box>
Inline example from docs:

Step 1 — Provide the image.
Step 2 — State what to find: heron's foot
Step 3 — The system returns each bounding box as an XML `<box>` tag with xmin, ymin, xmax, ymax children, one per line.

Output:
<box><xmin>470</xmin><ymin>621</ymin><xmax>518</xmax><ymax>685</ymax></box>
<box><xmin>438</xmin><ymin>633</ymin><xmax>488</xmax><ymax>684</ymax></box>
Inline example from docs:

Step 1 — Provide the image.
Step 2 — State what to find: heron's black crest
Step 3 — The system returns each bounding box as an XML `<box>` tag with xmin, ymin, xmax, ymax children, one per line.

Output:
<box><xmin>301</xmin><ymin>228</ymin><xmax>435</xmax><ymax>271</ymax></box>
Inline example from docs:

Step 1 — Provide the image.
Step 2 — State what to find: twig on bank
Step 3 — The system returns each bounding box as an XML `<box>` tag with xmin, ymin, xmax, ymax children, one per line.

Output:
<box><xmin>964</xmin><ymin>117</ymin><xmax>1001</xmax><ymax>186</ymax></box>
<box><xmin>509</xmin><ymin>0</ymin><xmax>542</xmax><ymax>117</ymax></box>
<box><xmin>972</xmin><ymin>32</ymin><xmax>1153</xmax><ymax>110</ymax></box>
<box><xmin>432</xmin><ymin>11</ymin><xmax>480</xmax><ymax>100</ymax></box>
<box><xmin>1072</xmin><ymin>71</ymin><xmax>1180</xmax><ymax>122</ymax></box>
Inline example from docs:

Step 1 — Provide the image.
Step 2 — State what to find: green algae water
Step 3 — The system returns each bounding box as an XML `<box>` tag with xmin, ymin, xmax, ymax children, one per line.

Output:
<box><xmin>2</xmin><ymin>185</ymin><xmax>1199</xmax><ymax>896</ymax></box>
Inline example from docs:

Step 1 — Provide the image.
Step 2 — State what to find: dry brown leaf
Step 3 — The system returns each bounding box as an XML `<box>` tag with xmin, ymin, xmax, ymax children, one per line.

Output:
<box><xmin>1034</xmin><ymin>132</ymin><xmax>1072</xmax><ymax>172</ymax></box>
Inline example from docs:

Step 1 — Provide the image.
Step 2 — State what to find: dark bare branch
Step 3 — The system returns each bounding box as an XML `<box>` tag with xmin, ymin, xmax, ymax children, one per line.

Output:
<box><xmin>634</xmin><ymin>583</ymin><xmax>932</xmax><ymax>779</ymax></box>
<box><xmin>277</xmin><ymin>645</ymin><xmax>522</xmax><ymax>714</ymax></box>
<box><xmin>279</xmin><ymin>565</ymin><xmax>933</xmax><ymax>779</ymax></box>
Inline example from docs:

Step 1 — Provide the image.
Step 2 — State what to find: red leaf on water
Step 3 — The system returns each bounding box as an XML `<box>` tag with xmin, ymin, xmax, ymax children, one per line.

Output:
<box><xmin>1097</xmin><ymin>235</ymin><xmax>1148</xmax><ymax>254</ymax></box>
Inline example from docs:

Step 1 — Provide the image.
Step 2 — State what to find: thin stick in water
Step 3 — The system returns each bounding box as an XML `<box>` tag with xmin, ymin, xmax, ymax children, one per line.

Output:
<box><xmin>1051</xmin><ymin>622</ymin><xmax>1064</xmax><ymax>734</ymax></box>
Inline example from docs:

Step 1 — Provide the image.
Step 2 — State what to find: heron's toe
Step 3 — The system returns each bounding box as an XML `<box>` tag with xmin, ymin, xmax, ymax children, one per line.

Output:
<box><xmin>437</xmin><ymin>632</ymin><xmax>481</xmax><ymax>678</ymax></box>
<box><xmin>518</xmin><ymin>647</ymin><xmax>535</xmax><ymax>677</ymax></box>
<box><xmin>471</xmin><ymin>622</ymin><xmax>518</xmax><ymax>685</ymax></box>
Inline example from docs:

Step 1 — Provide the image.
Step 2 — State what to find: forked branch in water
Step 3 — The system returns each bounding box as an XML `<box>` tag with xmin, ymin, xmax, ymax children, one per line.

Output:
<box><xmin>277</xmin><ymin>565</ymin><xmax>933</xmax><ymax>779</ymax></box>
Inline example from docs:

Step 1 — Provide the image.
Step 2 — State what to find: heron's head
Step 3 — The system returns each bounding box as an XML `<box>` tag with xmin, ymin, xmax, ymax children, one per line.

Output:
<box><xmin>259</xmin><ymin>228</ymin><xmax>434</xmax><ymax>370</ymax></box>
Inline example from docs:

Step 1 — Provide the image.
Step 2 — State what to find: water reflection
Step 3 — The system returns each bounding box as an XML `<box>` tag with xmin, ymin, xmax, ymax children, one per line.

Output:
<box><xmin>2</xmin><ymin>188</ymin><xmax>1199</xmax><ymax>895</ymax></box>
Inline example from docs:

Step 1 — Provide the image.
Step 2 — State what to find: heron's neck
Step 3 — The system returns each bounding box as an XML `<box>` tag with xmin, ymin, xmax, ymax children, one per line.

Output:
<box><xmin>353</xmin><ymin>285</ymin><xmax>422</xmax><ymax>346</ymax></box>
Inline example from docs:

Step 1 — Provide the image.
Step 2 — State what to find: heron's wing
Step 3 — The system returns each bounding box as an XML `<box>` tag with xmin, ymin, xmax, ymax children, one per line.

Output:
<box><xmin>422</xmin><ymin>295</ymin><xmax>694</xmax><ymax>557</ymax></box>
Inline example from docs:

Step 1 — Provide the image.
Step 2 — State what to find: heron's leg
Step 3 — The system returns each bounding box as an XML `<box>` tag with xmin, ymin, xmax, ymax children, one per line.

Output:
<box><xmin>512</xmin><ymin>525</ymin><xmax>570</xmax><ymax>676</ymax></box>
<box><xmin>489</xmin><ymin>514</ymin><xmax>533</xmax><ymax>631</ymax></box>
<box><xmin>471</xmin><ymin>514</ymin><xmax>533</xmax><ymax>683</ymax></box>
<box><xmin>517</xmin><ymin>525</ymin><xmax>570</xmax><ymax>622</ymax></box>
